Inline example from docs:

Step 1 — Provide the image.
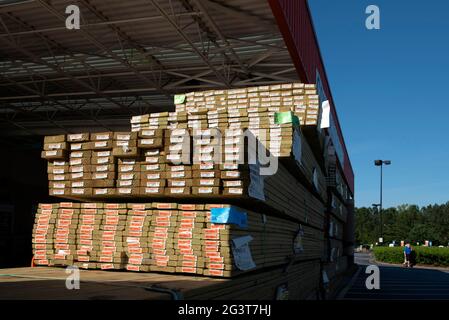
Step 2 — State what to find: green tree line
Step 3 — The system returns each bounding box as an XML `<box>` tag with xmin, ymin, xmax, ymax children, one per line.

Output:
<box><xmin>355</xmin><ymin>202</ymin><xmax>449</xmax><ymax>246</ymax></box>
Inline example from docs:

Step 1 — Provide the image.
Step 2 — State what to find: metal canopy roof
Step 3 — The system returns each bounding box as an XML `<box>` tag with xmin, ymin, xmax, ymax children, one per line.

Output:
<box><xmin>0</xmin><ymin>0</ymin><xmax>298</xmax><ymax>135</ymax></box>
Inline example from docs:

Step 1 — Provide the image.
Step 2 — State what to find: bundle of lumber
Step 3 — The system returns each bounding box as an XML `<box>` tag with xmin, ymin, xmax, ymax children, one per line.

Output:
<box><xmin>328</xmin><ymin>192</ymin><xmax>348</xmax><ymax>223</ymax></box>
<box><xmin>32</xmin><ymin>204</ymin><xmax>57</xmax><ymax>266</ymax></box>
<box><xmin>188</xmin><ymin>260</ymin><xmax>321</xmax><ymax>300</ymax></box>
<box><xmin>42</xmin><ymin>131</ymin><xmax>325</xmax><ymax>200</ymax></box>
<box><xmin>32</xmin><ymin>202</ymin><xmax>324</xmax><ymax>278</ymax></box>
<box><xmin>35</xmin><ymin>82</ymin><xmax>355</xmax><ymax>299</ymax></box>
<box><xmin>172</xmin><ymin>83</ymin><xmax>321</xmax><ymax>125</ymax></box>
<box><xmin>42</xmin><ymin>137</ymin><xmax>326</xmax><ymax>229</ymax></box>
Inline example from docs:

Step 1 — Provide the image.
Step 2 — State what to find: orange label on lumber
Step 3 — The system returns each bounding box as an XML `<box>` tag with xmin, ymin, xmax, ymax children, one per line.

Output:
<box><xmin>81</xmin><ymin>209</ymin><xmax>97</xmax><ymax>214</ymax></box>
<box><xmin>155</xmin><ymin>221</ymin><xmax>171</xmax><ymax>227</ymax></box>
<box><xmin>130</xmin><ymin>216</ymin><xmax>145</xmax><ymax>222</ymax></box>
<box><xmin>179</xmin><ymin>204</ymin><xmax>196</xmax><ymax>210</ymax></box>
<box><xmin>83</xmin><ymin>203</ymin><xmax>100</xmax><ymax>209</ymax></box>
<box><xmin>130</xmin><ymin>221</ymin><xmax>144</xmax><ymax>228</ymax></box>
<box><xmin>208</xmin><ymin>269</ymin><xmax>224</xmax><ymax>276</ymax></box>
<box><xmin>204</xmin><ymin>251</ymin><xmax>221</xmax><ymax>258</ymax></box>
<box><xmin>179</xmin><ymin>222</ymin><xmax>194</xmax><ymax>229</ymax></box>
<box><xmin>60</xmin><ymin>214</ymin><xmax>74</xmax><ymax>220</ymax></box>
<box><xmin>182</xmin><ymin>211</ymin><xmax>200</xmax><ymax>218</ymax></box>
<box><xmin>204</xmin><ymin>234</ymin><xmax>219</xmax><ymax>240</ymax></box>
<box><xmin>182</xmin><ymin>261</ymin><xmax>197</xmax><ymax>268</ymax></box>
<box><xmin>127</xmin><ymin>262</ymin><xmax>142</xmax><ymax>268</ymax></box>
<box><xmin>155</xmin><ymin>203</ymin><xmax>174</xmax><ymax>209</ymax></box>
<box><xmin>208</xmin><ymin>257</ymin><xmax>224</xmax><ymax>263</ymax></box>
<box><xmin>105</xmin><ymin>204</ymin><xmax>120</xmax><ymax>209</ymax></box>
<box><xmin>156</xmin><ymin>260</ymin><xmax>168</xmax><ymax>267</ymax></box>
<box><xmin>182</xmin><ymin>255</ymin><xmax>197</xmax><ymax>261</ymax></box>
<box><xmin>152</xmin><ymin>232</ymin><xmax>167</xmax><ymax>239</ymax></box>
<box><xmin>105</xmin><ymin>210</ymin><xmax>119</xmax><ymax>215</ymax></box>
<box><xmin>205</xmin><ymin>246</ymin><xmax>220</xmax><ymax>252</ymax></box>
<box><xmin>131</xmin><ymin>204</ymin><xmax>146</xmax><ymax>210</ymax></box>
<box><xmin>178</xmin><ymin>239</ymin><xmax>192</xmax><ymax>246</ymax></box>
<box><xmin>128</xmin><ymin>247</ymin><xmax>143</xmax><ymax>254</ymax></box>
<box><xmin>210</xmin><ymin>224</ymin><xmax>225</xmax><ymax>229</ymax></box>
<box><xmin>78</xmin><ymin>256</ymin><xmax>91</xmax><ymax>262</ymax></box>
<box><xmin>151</xmin><ymin>243</ymin><xmax>166</xmax><ymax>250</ymax></box>
<box><xmin>54</xmin><ymin>244</ymin><xmax>70</xmax><ymax>250</ymax></box>
<box><xmin>130</xmin><ymin>210</ymin><xmax>147</xmax><ymax>216</ymax></box>
<box><xmin>103</xmin><ymin>225</ymin><xmax>119</xmax><ymax>231</ymax></box>
<box><xmin>156</xmin><ymin>210</ymin><xmax>173</xmax><ymax>217</ymax></box>
<box><xmin>128</xmin><ymin>231</ymin><xmax>143</xmax><ymax>237</ymax></box>
<box><xmin>100</xmin><ymin>256</ymin><xmax>113</xmax><ymax>263</ymax></box>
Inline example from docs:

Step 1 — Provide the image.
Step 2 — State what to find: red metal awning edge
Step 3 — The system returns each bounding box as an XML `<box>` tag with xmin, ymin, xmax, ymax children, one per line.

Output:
<box><xmin>268</xmin><ymin>0</ymin><xmax>355</xmax><ymax>195</ymax></box>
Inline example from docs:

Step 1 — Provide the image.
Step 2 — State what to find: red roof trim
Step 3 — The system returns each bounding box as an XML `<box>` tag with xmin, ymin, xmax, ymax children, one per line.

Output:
<box><xmin>268</xmin><ymin>0</ymin><xmax>354</xmax><ymax>194</ymax></box>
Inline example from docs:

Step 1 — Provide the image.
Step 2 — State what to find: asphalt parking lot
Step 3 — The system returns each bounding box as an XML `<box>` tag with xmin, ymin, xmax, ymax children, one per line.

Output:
<box><xmin>342</xmin><ymin>253</ymin><xmax>449</xmax><ymax>300</ymax></box>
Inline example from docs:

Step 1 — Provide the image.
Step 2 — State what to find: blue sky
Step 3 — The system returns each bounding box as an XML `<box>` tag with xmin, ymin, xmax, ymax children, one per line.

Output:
<box><xmin>308</xmin><ymin>0</ymin><xmax>449</xmax><ymax>208</ymax></box>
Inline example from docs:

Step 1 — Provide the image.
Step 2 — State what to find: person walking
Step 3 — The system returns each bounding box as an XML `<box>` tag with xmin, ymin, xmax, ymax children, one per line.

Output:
<box><xmin>403</xmin><ymin>243</ymin><xmax>412</xmax><ymax>268</ymax></box>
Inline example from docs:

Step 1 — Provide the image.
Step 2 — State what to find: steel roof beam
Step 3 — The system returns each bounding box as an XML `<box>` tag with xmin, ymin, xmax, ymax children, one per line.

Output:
<box><xmin>233</xmin><ymin>67</ymin><xmax>296</xmax><ymax>85</ymax></box>
<box><xmin>0</xmin><ymin>74</ymin><xmax>113</xmax><ymax>130</ymax></box>
<box><xmin>148</xmin><ymin>0</ymin><xmax>231</xmax><ymax>88</ymax></box>
<box><xmin>4</xmin><ymin>20</ymin><xmax>157</xmax><ymax>116</ymax></box>
<box><xmin>187</xmin><ymin>0</ymin><xmax>248</xmax><ymax>74</ymax></box>
<box><xmin>36</xmin><ymin>0</ymin><xmax>173</xmax><ymax>99</ymax></box>
<box><xmin>0</xmin><ymin>61</ymin><xmax>294</xmax><ymax>87</ymax></box>
<box><xmin>204</xmin><ymin>0</ymin><xmax>276</xmax><ymax>27</ymax></box>
<box><xmin>0</xmin><ymin>65</ymin><xmax>215</xmax><ymax>86</ymax></box>
<box><xmin>1</xmin><ymin>102</ymin><xmax>72</xmax><ymax>133</ymax></box>
<box><xmin>0</xmin><ymin>77</ymin><xmax>298</xmax><ymax>101</ymax></box>
<box><xmin>77</xmin><ymin>0</ymin><xmax>173</xmax><ymax>99</ymax></box>
<box><xmin>0</xmin><ymin>12</ymin><xmax>202</xmax><ymax>37</ymax></box>
<box><xmin>178</xmin><ymin>0</ymin><xmax>241</xmax><ymax>76</ymax></box>
<box><xmin>0</xmin><ymin>12</ymin><xmax>133</xmax><ymax>111</ymax></box>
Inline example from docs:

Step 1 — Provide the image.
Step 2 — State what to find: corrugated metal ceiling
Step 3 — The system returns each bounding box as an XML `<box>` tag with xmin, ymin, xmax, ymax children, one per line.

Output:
<box><xmin>0</xmin><ymin>0</ymin><xmax>298</xmax><ymax>135</ymax></box>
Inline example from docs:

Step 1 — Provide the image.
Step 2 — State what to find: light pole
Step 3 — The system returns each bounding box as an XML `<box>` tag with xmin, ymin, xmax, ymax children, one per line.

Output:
<box><xmin>374</xmin><ymin>160</ymin><xmax>391</xmax><ymax>244</ymax></box>
<box><xmin>372</xmin><ymin>203</ymin><xmax>381</xmax><ymax>243</ymax></box>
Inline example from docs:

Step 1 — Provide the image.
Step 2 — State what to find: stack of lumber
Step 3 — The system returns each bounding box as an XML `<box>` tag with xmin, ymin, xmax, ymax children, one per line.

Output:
<box><xmin>32</xmin><ymin>202</ymin><xmax>324</xmax><ymax>278</ymax></box>
<box><xmin>172</xmin><ymin>83</ymin><xmax>321</xmax><ymax>126</ymax></box>
<box><xmin>42</xmin><ymin>136</ymin><xmax>326</xmax><ymax>228</ymax></box>
<box><xmin>42</xmin><ymin>128</ymin><xmax>325</xmax><ymax>201</ymax></box>
<box><xmin>52</xmin><ymin>203</ymin><xmax>79</xmax><ymax>266</ymax></box>
<box><xmin>187</xmin><ymin>260</ymin><xmax>321</xmax><ymax>300</ymax></box>
<box><xmin>35</xmin><ymin>82</ymin><xmax>355</xmax><ymax>299</ymax></box>
<box><xmin>32</xmin><ymin>204</ymin><xmax>57</xmax><ymax>265</ymax></box>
